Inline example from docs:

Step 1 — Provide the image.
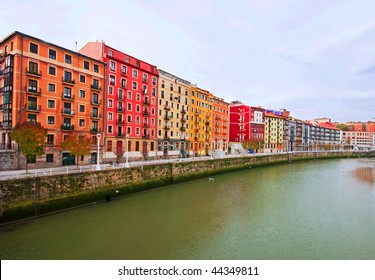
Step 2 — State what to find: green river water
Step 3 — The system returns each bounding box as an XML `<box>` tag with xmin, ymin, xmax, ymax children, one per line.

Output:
<box><xmin>1</xmin><ymin>158</ymin><xmax>375</xmax><ymax>260</ymax></box>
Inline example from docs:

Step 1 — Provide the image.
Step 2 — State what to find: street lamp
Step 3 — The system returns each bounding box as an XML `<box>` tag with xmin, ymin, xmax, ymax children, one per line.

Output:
<box><xmin>96</xmin><ymin>133</ymin><xmax>101</xmax><ymax>171</ymax></box>
<box><xmin>125</xmin><ymin>134</ymin><xmax>129</xmax><ymax>168</ymax></box>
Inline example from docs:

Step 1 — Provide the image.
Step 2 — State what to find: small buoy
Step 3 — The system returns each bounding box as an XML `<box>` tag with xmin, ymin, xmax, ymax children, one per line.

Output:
<box><xmin>209</xmin><ymin>178</ymin><xmax>214</xmax><ymax>182</ymax></box>
<box><xmin>115</xmin><ymin>190</ymin><xmax>119</xmax><ymax>193</ymax></box>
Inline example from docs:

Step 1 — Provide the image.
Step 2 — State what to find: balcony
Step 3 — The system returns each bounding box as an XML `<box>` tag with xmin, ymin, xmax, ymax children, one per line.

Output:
<box><xmin>143</xmin><ymin>100</ymin><xmax>150</xmax><ymax>106</ymax></box>
<box><xmin>26</xmin><ymin>68</ymin><xmax>41</xmax><ymax>77</ymax></box>
<box><xmin>25</xmin><ymin>104</ymin><xmax>41</xmax><ymax>112</ymax></box>
<box><xmin>143</xmin><ymin>89</ymin><xmax>148</xmax><ymax>95</ymax></box>
<box><xmin>116</xmin><ymin>132</ymin><xmax>125</xmax><ymax>137</ymax></box>
<box><xmin>26</xmin><ymin>86</ymin><xmax>41</xmax><ymax>95</ymax></box>
<box><xmin>195</xmin><ymin>111</ymin><xmax>199</xmax><ymax>116</ymax></box>
<box><xmin>194</xmin><ymin>137</ymin><xmax>198</xmax><ymax>141</ymax></box>
<box><xmin>142</xmin><ymin>134</ymin><xmax>150</xmax><ymax>139</ymax></box>
<box><xmin>164</xmin><ymin>105</ymin><xmax>170</xmax><ymax>111</ymax></box>
<box><xmin>62</xmin><ymin>108</ymin><xmax>75</xmax><ymax>116</ymax></box>
<box><xmin>62</xmin><ymin>93</ymin><xmax>75</xmax><ymax>100</ymax></box>
<box><xmin>205</xmin><ymin>121</ymin><xmax>210</xmax><ymax>126</ymax></box>
<box><xmin>164</xmin><ymin>125</ymin><xmax>170</xmax><ymax>130</ymax></box>
<box><xmin>164</xmin><ymin>115</ymin><xmax>170</xmax><ymax>120</ymax></box>
<box><xmin>61</xmin><ymin>124</ymin><xmax>74</xmax><ymax>131</ymax></box>
<box><xmin>194</xmin><ymin>120</ymin><xmax>199</xmax><ymax>125</ymax></box>
<box><xmin>117</xmin><ymin>107</ymin><xmax>124</xmax><ymax>112</ymax></box>
<box><xmin>180</xmin><ymin>118</ymin><xmax>186</xmax><ymax>123</ymax></box>
<box><xmin>121</xmin><ymin>70</ymin><xmax>127</xmax><ymax>76</ymax></box>
<box><xmin>120</xmin><ymin>84</ymin><xmax>127</xmax><ymax>89</ymax></box>
<box><xmin>143</xmin><ymin>122</ymin><xmax>149</xmax><ymax>128</ymax></box>
<box><xmin>62</xmin><ymin>78</ymin><xmax>75</xmax><ymax>85</ymax></box>
<box><xmin>117</xmin><ymin>94</ymin><xmax>124</xmax><ymax>100</ymax></box>
<box><xmin>90</xmin><ymin>113</ymin><xmax>101</xmax><ymax>119</ymax></box>
<box><xmin>91</xmin><ymin>84</ymin><xmax>101</xmax><ymax>91</ymax></box>
<box><xmin>180</xmin><ymin>127</ymin><xmax>186</xmax><ymax>132</ymax></box>
<box><xmin>142</xmin><ymin>78</ymin><xmax>148</xmax><ymax>83</ymax></box>
<box><xmin>143</xmin><ymin>111</ymin><xmax>150</xmax><ymax>117</ymax></box>
<box><xmin>90</xmin><ymin>128</ymin><xmax>100</xmax><ymax>133</ymax></box>
<box><xmin>181</xmin><ymin>109</ymin><xmax>186</xmax><ymax>114</ymax></box>
<box><xmin>216</xmin><ymin>116</ymin><xmax>221</xmax><ymax>120</ymax></box>
<box><xmin>194</xmin><ymin>129</ymin><xmax>199</xmax><ymax>133</ymax></box>
<box><xmin>90</xmin><ymin>99</ymin><xmax>100</xmax><ymax>105</ymax></box>
<box><xmin>116</xmin><ymin>119</ymin><xmax>125</xmax><ymax>125</ymax></box>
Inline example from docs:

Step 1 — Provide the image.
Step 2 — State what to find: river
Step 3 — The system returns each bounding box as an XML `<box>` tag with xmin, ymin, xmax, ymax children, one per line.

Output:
<box><xmin>1</xmin><ymin>158</ymin><xmax>375</xmax><ymax>259</ymax></box>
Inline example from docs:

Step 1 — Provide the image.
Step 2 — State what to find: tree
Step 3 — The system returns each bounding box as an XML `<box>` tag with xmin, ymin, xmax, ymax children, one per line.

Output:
<box><xmin>61</xmin><ymin>134</ymin><xmax>91</xmax><ymax>167</ymax></box>
<box><xmin>11</xmin><ymin>121</ymin><xmax>47</xmax><ymax>173</ymax></box>
<box><xmin>242</xmin><ymin>139</ymin><xmax>264</xmax><ymax>152</ymax></box>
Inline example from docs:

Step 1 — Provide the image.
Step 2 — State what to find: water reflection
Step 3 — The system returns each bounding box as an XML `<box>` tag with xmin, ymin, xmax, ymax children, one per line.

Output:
<box><xmin>352</xmin><ymin>167</ymin><xmax>375</xmax><ymax>186</ymax></box>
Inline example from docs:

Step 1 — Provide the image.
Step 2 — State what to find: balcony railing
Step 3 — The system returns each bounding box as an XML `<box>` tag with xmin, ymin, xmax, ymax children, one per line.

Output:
<box><xmin>26</xmin><ymin>104</ymin><xmax>41</xmax><ymax>112</ymax></box>
<box><xmin>117</xmin><ymin>94</ymin><xmax>124</xmax><ymax>100</ymax></box>
<box><xmin>143</xmin><ymin>100</ymin><xmax>150</xmax><ymax>106</ymax></box>
<box><xmin>180</xmin><ymin>127</ymin><xmax>186</xmax><ymax>132</ymax></box>
<box><xmin>26</xmin><ymin>68</ymin><xmax>41</xmax><ymax>77</ymax></box>
<box><xmin>205</xmin><ymin>121</ymin><xmax>210</xmax><ymax>126</ymax></box>
<box><xmin>61</xmin><ymin>124</ymin><xmax>74</xmax><ymax>131</ymax></box>
<box><xmin>90</xmin><ymin>99</ymin><xmax>100</xmax><ymax>105</ymax></box>
<box><xmin>142</xmin><ymin>134</ymin><xmax>150</xmax><ymax>139</ymax></box>
<box><xmin>164</xmin><ymin>105</ymin><xmax>170</xmax><ymax>111</ymax></box>
<box><xmin>143</xmin><ymin>123</ymin><xmax>149</xmax><ymax>128</ymax></box>
<box><xmin>90</xmin><ymin>128</ymin><xmax>99</xmax><ymax>133</ymax></box>
<box><xmin>180</xmin><ymin>118</ymin><xmax>186</xmax><ymax>123</ymax></box>
<box><xmin>181</xmin><ymin>109</ymin><xmax>186</xmax><ymax>114</ymax></box>
<box><xmin>143</xmin><ymin>111</ymin><xmax>150</xmax><ymax>116</ymax></box>
<box><xmin>62</xmin><ymin>78</ymin><xmax>75</xmax><ymax>85</ymax></box>
<box><xmin>91</xmin><ymin>84</ymin><xmax>101</xmax><ymax>91</ymax></box>
<box><xmin>117</xmin><ymin>107</ymin><xmax>124</xmax><ymax>112</ymax></box>
<box><xmin>116</xmin><ymin>132</ymin><xmax>125</xmax><ymax>137</ymax></box>
<box><xmin>62</xmin><ymin>108</ymin><xmax>74</xmax><ymax>115</ymax></box>
<box><xmin>26</xmin><ymin>86</ymin><xmax>41</xmax><ymax>95</ymax></box>
<box><xmin>164</xmin><ymin>125</ymin><xmax>170</xmax><ymax>130</ymax></box>
<box><xmin>194</xmin><ymin>129</ymin><xmax>199</xmax><ymax>133</ymax></box>
<box><xmin>121</xmin><ymin>70</ymin><xmax>127</xmax><ymax>76</ymax></box>
<box><xmin>164</xmin><ymin>115</ymin><xmax>170</xmax><ymax>120</ymax></box>
<box><xmin>62</xmin><ymin>93</ymin><xmax>75</xmax><ymax>100</ymax></box>
<box><xmin>90</xmin><ymin>113</ymin><xmax>101</xmax><ymax>119</ymax></box>
<box><xmin>116</xmin><ymin>119</ymin><xmax>125</xmax><ymax>125</ymax></box>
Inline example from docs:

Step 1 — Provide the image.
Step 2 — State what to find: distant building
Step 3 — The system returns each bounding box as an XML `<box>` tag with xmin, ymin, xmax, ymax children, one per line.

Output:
<box><xmin>264</xmin><ymin>111</ymin><xmax>284</xmax><ymax>152</ymax></box>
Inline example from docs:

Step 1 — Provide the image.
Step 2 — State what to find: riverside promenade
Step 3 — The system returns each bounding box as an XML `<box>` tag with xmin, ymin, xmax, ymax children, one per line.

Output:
<box><xmin>0</xmin><ymin>150</ymin><xmax>364</xmax><ymax>181</ymax></box>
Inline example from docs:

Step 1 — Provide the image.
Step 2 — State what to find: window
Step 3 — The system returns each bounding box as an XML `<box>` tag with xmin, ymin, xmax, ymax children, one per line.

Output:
<box><xmin>152</xmin><ymin>88</ymin><xmax>156</xmax><ymax>97</ymax></box>
<box><xmin>93</xmin><ymin>64</ymin><xmax>99</xmax><ymax>73</ymax></box>
<box><xmin>48</xmin><ymin>100</ymin><xmax>55</xmax><ymax>108</ymax></box>
<box><xmin>132</xmin><ymin>69</ymin><xmax>138</xmax><ymax>78</ymax></box>
<box><xmin>107</xmin><ymin>140</ymin><xmax>113</xmax><ymax>152</ymax></box>
<box><xmin>121</xmin><ymin>78</ymin><xmax>126</xmax><ymax>88</ymax></box>
<box><xmin>108</xmin><ymin>99</ymin><xmax>113</xmax><ymax>107</ymax></box>
<box><xmin>63</xmin><ymin>87</ymin><xmax>72</xmax><ymax>98</ymax></box>
<box><xmin>79</xmin><ymin>90</ymin><xmax>85</xmax><ymax>98</ymax></box>
<box><xmin>47</xmin><ymin>134</ymin><xmax>54</xmax><ymax>144</ymax></box>
<box><xmin>136</xmin><ymin>93</ymin><xmax>140</xmax><ymax>101</ymax></box>
<box><xmin>127</xmin><ymin>91</ymin><xmax>132</xmax><ymax>99</ymax></box>
<box><xmin>64</xmin><ymin>71</ymin><xmax>73</xmax><ymax>82</ymax></box>
<box><xmin>108</xmin><ymin>86</ymin><xmax>113</xmax><ymax>95</ymax></box>
<box><xmin>45</xmin><ymin>154</ymin><xmax>54</xmax><ymax>163</ymax></box>
<box><xmin>28</xmin><ymin>114</ymin><xmax>37</xmax><ymax>123</ymax></box>
<box><xmin>79</xmin><ymin>105</ymin><xmax>85</xmax><ymax>112</ymax></box>
<box><xmin>49</xmin><ymin>49</ymin><xmax>56</xmax><ymax>59</ymax></box>
<box><xmin>143</xmin><ymin>73</ymin><xmax>148</xmax><ymax>82</ymax></box>
<box><xmin>47</xmin><ymin>116</ymin><xmax>55</xmax><ymax>124</ymax></box>
<box><xmin>152</xmin><ymin>77</ymin><xmax>156</xmax><ymax>86</ymax></box>
<box><xmin>27</xmin><ymin>155</ymin><xmax>36</xmax><ymax>164</ymax></box>
<box><xmin>84</xmin><ymin>61</ymin><xmax>89</xmax><ymax>70</ymax></box>
<box><xmin>28</xmin><ymin>61</ymin><xmax>38</xmax><ymax>73</ymax></box>
<box><xmin>48</xmin><ymin>66</ymin><xmax>56</xmax><ymax>75</ymax></box>
<box><xmin>127</xmin><ymin>115</ymin><xmax>132</xmax><ymax>123</ymax></box>
<box><xmin>136</xmin><ymin>105</ymin><xmax>140</xmax><ymax>112</ymax></box>
<box><xmin>92</xmin><ymin>79</ymin><xmax>99</xmax><ymax>89</ymax></box>
<box><xmin>48</xmin><ymin>83</ymin><xmax>55</xmax><ymax>92</ymax></box>
<box><xmin>65</xmin><ymin>54</ymin><xmax>72</xmax><ymax>64</ymax></box>
<box><xmin>127</xmin><ymin>103</ymin><xmax>132</xmax><ymax>110</ymax></box>
<box><xmin>30</xmin><ymin>43</ymin><xmax>38</xmax><ymax>54</ymax></box>
<box><xmin>79</xmin><ymin>75</ymin><xmax>86</xmax><ymax>83</ymax></box>
<box><xmin>108</xmin><ymin>125</ymin><xmax>113</xmax><ymax>133</ymax></box>
<box><xmin>109</xmin><ymin>75</ymin><xmax>115</xmax><ymax>85</ymax></box>
<box><xmin>136</xmin><ymin>116</ymin><xmax>140</xmax><ymax>124</ymax></box>
<box><xmin>79</xmin><ymin>119</ymin><xmax>85</xmax><ymax>127</ymax></box>
<box><xmin>121</xmin><ymin>65</ymin><xmax>127</xmax><ymax>74</ymax></box>
<box><xmin>132</xmin><ymin>82</ymin><xmax>137</xmax><ymax>90</ymax></box>
<box><xmin>108</xmin><ymin>112</ymin><xmax>113</xmax><ymax>120</ymax></box>
<box><xmin>28</xmin><ymin>79</ymin><xmax>37</xmax><ymax>92</ymax></box>
<box><xmin>110</xmin><ymin>61</ymin><xmax>116</xmax><ymax>71</ymax></box>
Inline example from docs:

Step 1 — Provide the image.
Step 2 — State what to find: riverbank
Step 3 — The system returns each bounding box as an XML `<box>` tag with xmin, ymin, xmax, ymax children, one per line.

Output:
<box><xmin>0</xmin><ymin>151</ymin><xmax>370</xmax><ymax>224</ymax></box>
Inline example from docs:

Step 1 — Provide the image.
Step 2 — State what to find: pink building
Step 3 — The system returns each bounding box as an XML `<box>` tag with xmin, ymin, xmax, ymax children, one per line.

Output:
<box><xmin>79</xmin><ymin>42</ymin><xmax>158</xmax><ymax>162</ymax></box>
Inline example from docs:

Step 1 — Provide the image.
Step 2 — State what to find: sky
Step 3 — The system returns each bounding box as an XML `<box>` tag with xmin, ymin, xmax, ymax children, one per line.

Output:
<box><xmin>1</xmin><ymin>0</ymin><xmax>375</xmax><ymax>123</ymax></box>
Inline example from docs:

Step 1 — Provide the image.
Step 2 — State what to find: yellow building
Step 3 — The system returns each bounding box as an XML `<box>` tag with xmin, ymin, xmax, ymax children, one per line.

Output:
<box><xmin>264</xmin><ymin>112</ymin><xmax>284</xmax><ymax>152</ymax></box>
<box><xmin>189</xmin><ymin>86</ymin><xmax>213</xmax><ymax>156</ymax></box>
<box><xmin>157</xmin><ymin>70</ymin><xmax>190</xmax><ymax>158</ymax></box>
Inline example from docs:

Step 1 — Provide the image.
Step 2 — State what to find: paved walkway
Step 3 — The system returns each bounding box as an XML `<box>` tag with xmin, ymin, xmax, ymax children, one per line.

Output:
<box><xmin>0</xmin><ymin>150</ymin><xmax>357</xmax><ymax>181</ymax></box>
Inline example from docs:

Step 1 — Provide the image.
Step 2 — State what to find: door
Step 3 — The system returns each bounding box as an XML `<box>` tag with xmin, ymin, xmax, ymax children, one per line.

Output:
<box><xmin>116</xmin><ymin>141</ymin><xmax>123</xmax><ymax>155</ymax></box>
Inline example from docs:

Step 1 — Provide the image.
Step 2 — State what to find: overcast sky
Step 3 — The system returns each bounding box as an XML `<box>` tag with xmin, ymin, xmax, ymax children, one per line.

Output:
<box><xmin>1</xmin><ymin>0</ymin><xmax>375</xmax><ymax>122</ymax></box>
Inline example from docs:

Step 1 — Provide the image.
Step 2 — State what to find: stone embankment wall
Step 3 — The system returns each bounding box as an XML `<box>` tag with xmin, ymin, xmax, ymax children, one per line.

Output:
<box><xmin>0</xmin><ymin>151</ymin><xmax>368</xmax><ymax>223</ymax></box>
<box><xmin>0</xmin><ymin>151</ymin><xmax>16</xmax><ymax>171</ymax></box>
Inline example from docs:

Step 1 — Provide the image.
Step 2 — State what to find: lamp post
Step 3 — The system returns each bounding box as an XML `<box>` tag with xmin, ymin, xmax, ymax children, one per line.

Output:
<box><xmin>96</xmin><ymin>133</ymin><xmax>101</xmax><ymax>170</ymax></box>
<box><xmin>125</xmin><ymin>134</ymin><xmax>129</xmax><ymax>168</ymax></box>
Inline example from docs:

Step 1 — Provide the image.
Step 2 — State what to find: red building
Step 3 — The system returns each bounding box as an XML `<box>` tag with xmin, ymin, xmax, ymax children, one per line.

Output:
<box><xmin>79</xmin><ymin>42</ymin><xmax>158</xmax><ymax>162</ymax></box>
<box><xmin>229</xmin><ymin>101</ymin><xmax>265</xmax><ymax>144</ymax></box>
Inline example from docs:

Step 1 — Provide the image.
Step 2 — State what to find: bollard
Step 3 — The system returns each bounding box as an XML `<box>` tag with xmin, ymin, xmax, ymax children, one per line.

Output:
<box><xmin>50</xmin><ymin>168</ymin><xmax>52</xmax><ymax>176</ymax></box>
<box><xmin>16</xmin><ymin>172</ymin><xmax>19</xmax><ymax>179</ymax></box>
<box><xmin>66</xmin><ymin>167</ymin><xmax>69</xmax><ymax>174</ymax></box>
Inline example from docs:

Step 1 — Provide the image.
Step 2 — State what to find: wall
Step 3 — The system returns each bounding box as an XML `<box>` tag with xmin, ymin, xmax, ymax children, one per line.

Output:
<box><xmin>0</xmin><ymin>151</ymin><xmax>368</xmax><ymax>223</ymax></box>
<box><xmin>0</xmin><ymin>150</ymin><xmax>16</xmax><ymax>170</ymax></box>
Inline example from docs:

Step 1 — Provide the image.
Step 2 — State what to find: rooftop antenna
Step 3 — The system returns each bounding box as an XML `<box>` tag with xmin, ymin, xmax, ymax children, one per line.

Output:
<box><xmin>75</xmin><ymin>42</ymin><xmax>77</xmax><ymax>52</ymax></box>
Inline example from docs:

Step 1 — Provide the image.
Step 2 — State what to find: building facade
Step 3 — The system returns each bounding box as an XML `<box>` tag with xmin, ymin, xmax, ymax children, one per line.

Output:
<box><xmin>212</xmin><ymin>96</ymin><xmax>229</xmax><ymax>153</ymax></box>
<box><xmin>157</xmin><ymin>69</ymin><xmax>190</xmax><ymax>158</ymax></box>
<box><xmin>189</xmin><ymin>86</ymin><xmax>213</xmax><ymax>156</ymax></box>
<box><xmin>79</xmin><ymin>42</ymin><xmax>158</xmax><ymax>161</ymax></box>
<box><xmin>0</xmin><ymin>31</ymin><xmax>105</xmax><ymax>168</ymax></box>
<box><xmin>264</xmin><ymin>110</ymin><xmax>284</xmax><ymax>152</ymax></box>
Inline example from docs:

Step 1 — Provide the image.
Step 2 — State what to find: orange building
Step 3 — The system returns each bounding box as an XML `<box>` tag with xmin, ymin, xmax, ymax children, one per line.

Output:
<box><xmin>0</xmin><ymin>31</ymin><xmax>105</xmax><ymax>168</ymax></box>
<box><xmin>345</xmin><ymin>121</ymin><xmax>375</xmax><ymax>132</ymax></box>
<box><xmin>212</xmin><ymin>96</ymin><xmax>229</xmax><ymax>153</ymax></box>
